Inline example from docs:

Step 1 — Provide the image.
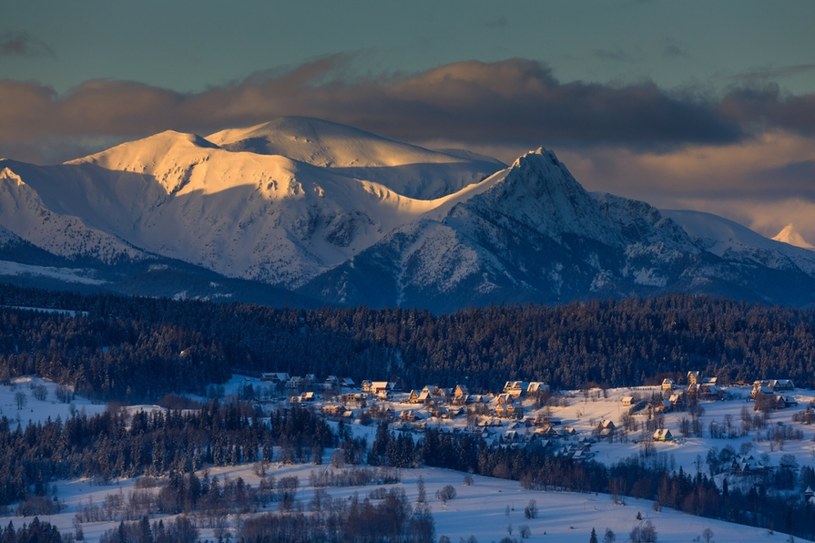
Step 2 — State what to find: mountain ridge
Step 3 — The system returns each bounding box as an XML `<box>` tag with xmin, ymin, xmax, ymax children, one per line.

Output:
<box><xmin>2</xmin><ymin>118</ymin><xmax>815</xmax><ymax>310</ymax></box>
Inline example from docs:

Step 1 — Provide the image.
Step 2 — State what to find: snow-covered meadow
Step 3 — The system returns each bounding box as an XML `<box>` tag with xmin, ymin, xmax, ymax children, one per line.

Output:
<box><xmin>2</xmin><ymin>375</ymin><xmax>814</xmax><ymax>542</ymax></box>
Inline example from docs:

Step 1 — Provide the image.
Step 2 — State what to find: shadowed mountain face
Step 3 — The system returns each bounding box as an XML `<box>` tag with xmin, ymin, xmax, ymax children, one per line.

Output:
<box><xmin>2</xmin><ymin>118</ymin><xmax>815</xmax><ymax>311</ymax></box>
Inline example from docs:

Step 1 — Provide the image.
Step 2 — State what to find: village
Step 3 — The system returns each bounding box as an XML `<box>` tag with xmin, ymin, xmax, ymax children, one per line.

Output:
<box><xmin>246</xmin><ymin>370</ymin><xmax>814</xmax><ymax>487</ymax></box>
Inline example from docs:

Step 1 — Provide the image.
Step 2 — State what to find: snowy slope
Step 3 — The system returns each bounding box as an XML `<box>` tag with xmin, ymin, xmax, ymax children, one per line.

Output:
<box><xmin>0</xmin><ymin>161</ymin><xmax>147</xmax><ymax>263</ymax></box>
<box><xmin>208</xmin><ymin>116</ymin><xmax>504</xmax><ymax>199</ymax></box>
<box><xmin>3</xmin><ymin>120</ymin><xmax>815</xmax><ymax>309</ymax></box>
<box><xmin>664</xmin><ymin>210</ymin><xmax>815</xmax><ymax>276</ymax></box>
<box><xmin>12</xmin><ymin>132</ymin><xmax>448</xmax><ymax>287</ymax></box>
<box><xmin>302</xmin><ymin>150</ymin><xmax>711</xmax><ymax>310</ymax></box>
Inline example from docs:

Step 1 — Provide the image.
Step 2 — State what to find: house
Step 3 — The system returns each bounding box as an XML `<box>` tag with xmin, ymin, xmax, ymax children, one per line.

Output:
<box><xmin>654</xmin><ymin>399</ymin><xmax>672</xmax><ymax>412</ymax></box>
<box><xmin>452</xmin><ymin>384</ymin><xmax>469</xmax><ymax>404</ymax></box>
<box><xmin>661</xmin><ymin>378</ymin><xmax>675</xmax><ymax>391</ymax></box>
<box><xmin>494</xmin><ymin>401</ymin><xmax>521</xmax><ymax>419</ymax></box>
<box><xmin>751</xmin><ymin>380</ymin><xmax>774</xmax><ymax>399</ymax></box>
<box><xmin>504</xmin><ymin>381</ymin><xmax>527</xmax><ymax>398</ymax></box>
<box><xmin>730</xmin><ymin>455</ymin><xmax>768</xmax><ymax>476</ymax></box>
<box><xmin>598</xmin><ymin>420</ymin><xmax>616</xmax><ymax>439</ymax></box>
<box><xmin>668</xmin><ymin>391</ymin><xmax>686</xmax><ymax>408</ymax></box>
<box><xmin>687</xmin><ymin>371</ymin><xmax>700</xmax><ymax>386</ymax></box>
<box><xmin>261</xmin><ymin>372</ymin><xmax>290</xmax><ymax>384</ymax></box>
<box><xmin>340</xmin><ymin>377</ymin><xmax>356</xmax><ymax>388</ymax></box>
<box><xmin>286</xmin><ymin>376</ymin><xmax>305</xmax><ymax>389</ymax></box>
<box><xmin>341</xmin><ymin>393</ymin><xmax>367</xmax><ymax>408</ymax></box>
<box><xmin>699</xmin><ymin>383</ymin><xmax>723</xmax><ymax>400</ymax></box>
<box><xmin>773</xmin><ymin>379</ymin><xmax>795</xmax><ymax>391</ymax></box>
<box><xmin>527</xmin><ymin>382</ymin><xmax>550</xmax><ymax>395</ymax></box>
<box><xmin>621</xmin><ymin>396</ymin><xmax>635</xmax><ymax>406</ymax></box>
<box><xmin>297</xmin><ymin>391</ymin><xmax>315</xmax><ymax>402</ymax></box>
<box><xmin>653</xmin><ymin>428</ymin><xmax>673</xmax><ymax>441</ymax></box>
<box><xmin>321</xmin><ymin>404</ymin><xmax>345</xmax><ymax>417</ymax></box>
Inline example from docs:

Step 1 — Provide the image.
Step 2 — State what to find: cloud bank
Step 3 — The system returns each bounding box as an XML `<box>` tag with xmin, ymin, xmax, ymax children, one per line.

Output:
<box><xmin>2</xmin><ymin>57</ymin><xmax>813</xmax><ymax>163</ymax></box>
<box><xmin>1</xmin><ymin>57</ymin><xmax>813</xmax><ymax>242</ymax></box>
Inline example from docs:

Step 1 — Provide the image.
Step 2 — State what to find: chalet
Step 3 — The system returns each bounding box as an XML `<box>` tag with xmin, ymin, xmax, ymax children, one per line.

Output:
<box><xmin>494</xmin><ymin>402</ymin><xmax>521</xmax><ymax>419</ymax></box>
<box><xmin>341</xmin><ymin>393</ymin><xmax>367</xmax><ymax>408</ymax></box>
<box><xmin>527</xmin><ymin>382</ymin><xmax>550</xmax><ymax>395</ymax></box>
<box><xmin>668</xmin><ymin>391</ymin><xmax>686</xmax><ymax>408</ymax></box>
<box><xmin>297</xmin><ymin>391</ymin><xmax>315</xmax><ymax>402</ymax></box>
<box><xmin>286</xmin><ymin>376</ymin><xmax>305</xmax><ymax>389</ymax></box>
<box><xmin>572</xmin><ymin>445</ymin><xmax>593</xmax><ymax>461</ymax></box>
<box><xmin>753</xmin><ymin>379</ymin><xmax>796</xmax><ymax>397</ymax></box>
<box><xmin>261</xmin><ymin>372</ymin><xmax>290</xmax><ymax>384</ymax></box>
<box><xmin>533</xmin><ymin>425</ymin><xmax>560</xmax><ymax>438</ymax></box>
<box><xmin>598</xmin><ymin>420</ymin><xmax>616</xmax><ymax>439</ymax></box>
<box><xmin>496</xmin><ymin>393</ymin><xmax>513</xmax><ymax>405</ymax></box>
<box><xmin>452</xmin><ymin>384</ymin><xmax>469</xmax><ymax>404</ymax></box>
<box><xmin>687</xmin><ymin>371</ymin><xmax>700</xmax><ymax>386</ymax></box>
<box><xmin>730</xmin><ymin>455</ymin><xmax>768</xmax><ymax>476</ymax></box>
<box><xmin>340</xmin><ymin>377</ymin><xmax>356</xmax><ymax>388</ymax></box>
<box><xmin>430</xmin><ymin>405</ymin><xmax>450</xmax><ymax>419</ymax></box>
<box><xmin>661</xmin><ymin>378</ymin><xmax>675</xmax><ymax>392</ymax></box>
<box><xmin>504</xmin><ymin>381</ymin><xmax>527</xmax><ymax>398</ymax></box>
<box><xmin>654</xmin><ymin>399</ymin><xmax>672</xmax><ymax>412</ymax></box>
<box><xmin>751</xmin><ymin>380</ymin><xmax>774</xmax><ymax>399</ymax></box>
<box><xmin>321</xmin><ymin>404</ymin><xmax>345</xmax><ymax>417</ymax></box>
<box><xmin>699</xmin><ymin>383</ymin><xmax>723</xmax><ymax>400</ymax></box>
<box><xmin>621</xmin><ymin>396</ymin><xmax>635</xmax><ymax>406</ymax></box>
<box><xmin>653</xmin><ymin>428</ymin><xmax>673</xmax><ymax>442</ymax></box>
<box><xmin>323</xmin><ymin>375</ymin><xmax>340</xmax><ymax>389</ymax></box>
<box><xmin>773</xmin><ymin>379</ymin><xmax>795</xmax><ymax>391</ymax></box>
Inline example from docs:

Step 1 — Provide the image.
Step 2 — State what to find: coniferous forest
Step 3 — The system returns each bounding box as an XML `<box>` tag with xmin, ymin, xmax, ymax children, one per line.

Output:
<box><xmin>3</xmin><ymin>284</ymin><xmax>815</xmax><ymax>539</ymax></box>
<box><xmin>1</xmin><ymin>284</ymin><xmax>814</xmax><ymax>402</ymax></box>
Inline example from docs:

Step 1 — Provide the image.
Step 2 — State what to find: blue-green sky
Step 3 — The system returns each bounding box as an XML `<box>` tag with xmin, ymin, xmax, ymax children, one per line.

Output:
<box><xmin>2</xmin><ymin>0</ymin><xmax>815</xmax><ymax>239</ymax></box>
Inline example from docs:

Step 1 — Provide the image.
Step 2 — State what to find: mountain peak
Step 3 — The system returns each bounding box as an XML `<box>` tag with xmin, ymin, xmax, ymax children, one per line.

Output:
<box><xmin>773</xmin><ymin>223</ymin><xmax>815</xmax><ymax>250</ymax></box>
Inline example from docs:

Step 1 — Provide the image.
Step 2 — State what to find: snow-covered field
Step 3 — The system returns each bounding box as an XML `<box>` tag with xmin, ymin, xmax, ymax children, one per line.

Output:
<box><xmin>3</xmin><ymin>375</ymin><xmax>815</xmax><ymax>542</ymax></box>
<box><xmin>0</xmin><ymin>376</ymin><xmax>107</xmax><ymax>426</ymax></box>
<box><xmin>0</xmin><ymin>462</ymin><xmax>808</xmax><ymax>543</ymax></box>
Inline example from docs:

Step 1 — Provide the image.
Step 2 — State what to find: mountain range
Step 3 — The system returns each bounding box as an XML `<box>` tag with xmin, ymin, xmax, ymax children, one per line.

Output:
<box><xmin>2</xmin><ymin>116</ymin><xmax>814</xmax><ymax>311</ymax></box>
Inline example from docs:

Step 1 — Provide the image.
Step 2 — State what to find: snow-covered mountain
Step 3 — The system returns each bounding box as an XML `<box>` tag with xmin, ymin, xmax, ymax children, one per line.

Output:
<box><xmin>208</xmin><ymin>117</ymin><xmax>504</xmax><ymax>199</ymax></box>
<box><xmin>2</xmin><ymin>118</ymin><xmax>815</xmax><ymax>310</ymax></box>
<box><xmin>772</xmin><ymin>223</ymin><xmax>815</xmax><ymax>250</ymax></box>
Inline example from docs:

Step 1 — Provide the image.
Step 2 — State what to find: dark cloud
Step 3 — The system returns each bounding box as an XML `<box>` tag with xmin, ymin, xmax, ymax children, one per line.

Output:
<box><xmin>720</xmin><ymin>84</ymin><xmax>815</xmax><ymax>137</ymax></box>
<box><xmin>2</xmin><ymin>57</ymin><xmax>814</xmax><ymax>163</ymax></box>
<box><xmin>0</xmin><ymin>31</ymin><xmax>55</xmax><ymax>58</ymax></box>
<box><xmin>751</xmin><ymin>160</ymin><xmax>815</xmax><ymax>197</ymax></box>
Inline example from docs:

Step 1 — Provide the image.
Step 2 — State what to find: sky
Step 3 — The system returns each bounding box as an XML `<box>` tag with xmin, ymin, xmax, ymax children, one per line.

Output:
<box><xmin>1</xmin><ymin>0</ymin><xmax>814</xmax><ymax>240</ymax></box>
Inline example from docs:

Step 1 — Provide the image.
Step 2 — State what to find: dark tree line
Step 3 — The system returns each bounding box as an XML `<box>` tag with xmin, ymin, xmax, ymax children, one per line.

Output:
<box><xmin>0</xmin><ymin>403</ymin><xmax>333</xmax><ymax>506</ymax></box>
<box><xmin>2</xmin><ymin>284</ymin><xmax>815</xmax><ymax>401</ymax></box>
<box><xmin>0</xmin><ymin>518</ymin><xmax>62</xmax><ymax>543</ymax></box>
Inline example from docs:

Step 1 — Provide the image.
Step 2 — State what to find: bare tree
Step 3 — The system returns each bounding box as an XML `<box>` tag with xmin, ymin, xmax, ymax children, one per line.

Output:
<box><xmin>15</xmin><ymin>390</ymin><xmax>27</xmax><ymax>410</ymax></box>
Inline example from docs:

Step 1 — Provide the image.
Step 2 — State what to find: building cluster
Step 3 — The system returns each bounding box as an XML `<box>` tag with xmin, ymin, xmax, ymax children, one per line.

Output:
<box><xmin>256</xmin><ymin>369</ymin><xmax>799</xmax><ymax>461</ymax></box>
<box><xmin>751</xmin><ymin>379</ymin><xmax>797</xmax><ymax>409</ymax></box>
